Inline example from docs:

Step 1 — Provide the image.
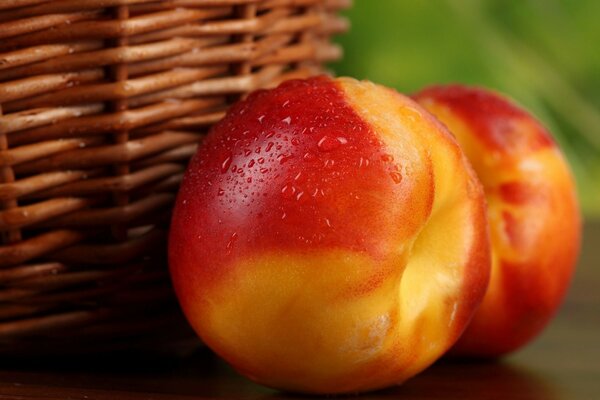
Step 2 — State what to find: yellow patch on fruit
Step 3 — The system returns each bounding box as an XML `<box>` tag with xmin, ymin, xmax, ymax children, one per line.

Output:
<box><xmin>198</xmin><ymin>249</ymin><xmax>405</xmax><ymax>393</ymax></box>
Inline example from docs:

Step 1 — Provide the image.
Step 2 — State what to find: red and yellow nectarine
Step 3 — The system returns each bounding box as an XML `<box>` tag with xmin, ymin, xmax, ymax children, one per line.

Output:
<box><xmin>414</xmin><ymin>84</ymin><xmax>581</xmax><ymax>357</ymax></box>
<box><xmin>169</xmin><ymin>77</ymin><xmax>491</xmax><ymax>393</ymax></box>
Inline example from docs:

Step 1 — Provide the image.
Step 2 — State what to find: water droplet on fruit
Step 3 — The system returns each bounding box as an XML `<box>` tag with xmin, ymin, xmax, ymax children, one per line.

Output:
<box><xmin>291</xmin><ymin>137</ymin><xmax>300</xmax><ymax>146</ymax></box>
<box><xmin>217</xmin><ymin>188</ymin><xmax>225</xmax><ymax>196</ymax></box>
<box><xmin>317</xmin><ymin>136</ymin><xmax>348</xmax><ymax>152</ymax></box>
<box><xmin>277</xmin><ymin>154</ymin><xmax>293</xmax><ymax>164</ymax></box>
<box><xmin>247</xmin><ymin>177</ymin><xmax>252</xmax><ymax>183</ymax></box>
<box><xmin>258</xmin><ymin>158</ymin><xmax>265</xmax><ymax>164</ymax></box>
<box><xmin>281</xmin><ymin>184</ymin><xmax>297</xmax><ymax>200</ymax></box>
<box><xmin>295</xmin><ymin>191</ymin><xmax>304</xmax><ymax>201</ymax></box>
<box><xmin>303</xmin><ymin>152</ymin><xmax>315</xmax><ymax>161</ymax></box>
<box><xmin>390</xmin><ymin>171</ymin><xmax>403</xmax><ymax>184</ymax></box>
<box><xmin>248</xmin><ymin>159</ymin><xmax>255</xmax><ymax>167</ymax></box>
<box><xmin>220</xmin><ymin>155</ymin><xmax>232</xmax><ymax>173</ymax></box>
<box><xmin>403</xmin><ymin>106</ymin><xmax>422</xmax><ymax>122</ymax></box>
<box><xmin>258</xmin><ymin>115</ymin><xmax>265</xmax><ymax>123</ymax></box>
<box><xmin>226</xmin><ymin>232</ymin><xmax>238</xmax><ymax>253</ymax></box>
<box><xmin>260</xmin><ymin>167</ymin><xmax>269</xmax><ymax>174</ymax></box>
<box><xmin>381</xmin><ymin>154</ymin><xmax>394</xmax><ymax>162</ymax></box>
<box><xmin>282</xmin><ymin>116</ymin><xmax>292</xmax><ymax>124</ymax></box>
<box><xmin>324</xmin><ymin>218</ymin><xmax>332</xmax><ymax>228</ymax></box>
<box><xmin>294</xmin><ymin>172</ymin><xmax>302</xmax><ymax>181</ymax></box>
<box><xmin>244</xmin><ymin>149</ymin><xmax>251</xmax><ymax>156</ymax></box>
<box><xmin>266</xmin><ymin>142</ymin><xmax>274</xmax><ymax>152</ymax></box>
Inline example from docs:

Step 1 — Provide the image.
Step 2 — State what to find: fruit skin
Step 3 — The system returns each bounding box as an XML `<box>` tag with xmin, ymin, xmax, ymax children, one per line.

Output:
<box><xmin>169</xmin><ymin>77</ymin><xmax>490</xmax><ymax>394</ymax></box>
<box><xmin>414</xmin><ymin>84</ymin><xmax>581</xmax><ymax>358</ymax></box>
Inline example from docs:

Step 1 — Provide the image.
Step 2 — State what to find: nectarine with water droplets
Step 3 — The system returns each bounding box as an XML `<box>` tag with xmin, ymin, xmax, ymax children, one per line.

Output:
<box><xmin>169</xmin><ymin>77</ymin><xmax>491</xmax><ymax>393</ymax></box>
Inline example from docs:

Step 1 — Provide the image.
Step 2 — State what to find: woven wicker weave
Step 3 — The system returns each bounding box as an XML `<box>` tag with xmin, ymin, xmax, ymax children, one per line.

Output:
<box><xmin>0</xmin><ymin>0</ymin><xmax>348</xmax><ymax>355</ymax></box>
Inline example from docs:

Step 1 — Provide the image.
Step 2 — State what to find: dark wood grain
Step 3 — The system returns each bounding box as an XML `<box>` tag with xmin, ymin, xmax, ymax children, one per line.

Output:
<box><xmin>0</xmin><ymin>222</ymin><xmax>598</xmax><ymax>400</ymax></box>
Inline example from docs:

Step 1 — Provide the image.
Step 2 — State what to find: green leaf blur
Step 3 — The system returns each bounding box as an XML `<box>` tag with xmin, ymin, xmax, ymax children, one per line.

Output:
<box><xmin>331</xmin><ymin>0</ymin><xmax>600</xmax><ymax>218</ymax></box>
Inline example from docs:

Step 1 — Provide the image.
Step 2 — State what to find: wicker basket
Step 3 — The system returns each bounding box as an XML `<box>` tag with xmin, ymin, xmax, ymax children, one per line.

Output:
<box><xmin>0</xmin><ymin>0</ymin><xmax>348</xmax><ymax>356</ymax></box>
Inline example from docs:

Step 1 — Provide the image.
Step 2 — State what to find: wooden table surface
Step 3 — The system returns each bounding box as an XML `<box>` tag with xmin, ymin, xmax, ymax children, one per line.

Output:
<box><xmin>1</xmin><ymin>223</ymin><xmax>599</xmax><ymax>400</ymax></box>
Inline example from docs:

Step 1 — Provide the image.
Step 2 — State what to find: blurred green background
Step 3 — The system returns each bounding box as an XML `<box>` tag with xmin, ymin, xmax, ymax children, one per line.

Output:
<box><xmin>331</xmin><ymin>0</ymin><xmax>600</xmax><ymax>218</ymax></box>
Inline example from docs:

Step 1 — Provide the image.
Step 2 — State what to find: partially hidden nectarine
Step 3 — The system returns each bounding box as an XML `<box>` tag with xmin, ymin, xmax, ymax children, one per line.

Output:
<box><xmin>169</xmin><ymin>77</ymin><xmax>491</xmax><ymax>393</ymax></box>
<box><xmin>414</xmin><ymin>84</ymin><xmax>581</xmax><ymax>357</ymax></box>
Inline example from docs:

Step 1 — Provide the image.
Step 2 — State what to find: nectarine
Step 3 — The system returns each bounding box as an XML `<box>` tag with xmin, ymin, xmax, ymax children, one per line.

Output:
<box><xmin>169</xmin><ymin>77</ymin><xmax>491</xmax><ymax>393</ymax></box>
<box><xmin>414</xmin><ymin>84</ymin><xmax>581</xmax><ymax>357</ymax></box>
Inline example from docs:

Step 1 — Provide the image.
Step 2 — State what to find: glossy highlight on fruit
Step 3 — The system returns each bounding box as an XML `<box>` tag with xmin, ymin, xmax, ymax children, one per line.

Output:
<box><xmin>414</xmin><ymin>84</ymin><xmax>581</xmax><ymax>357</ymax></box>
<box><xmin>169</xmin><ymin>77</ymin><xmax>491</xmax><ymax>393</ymax></box>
